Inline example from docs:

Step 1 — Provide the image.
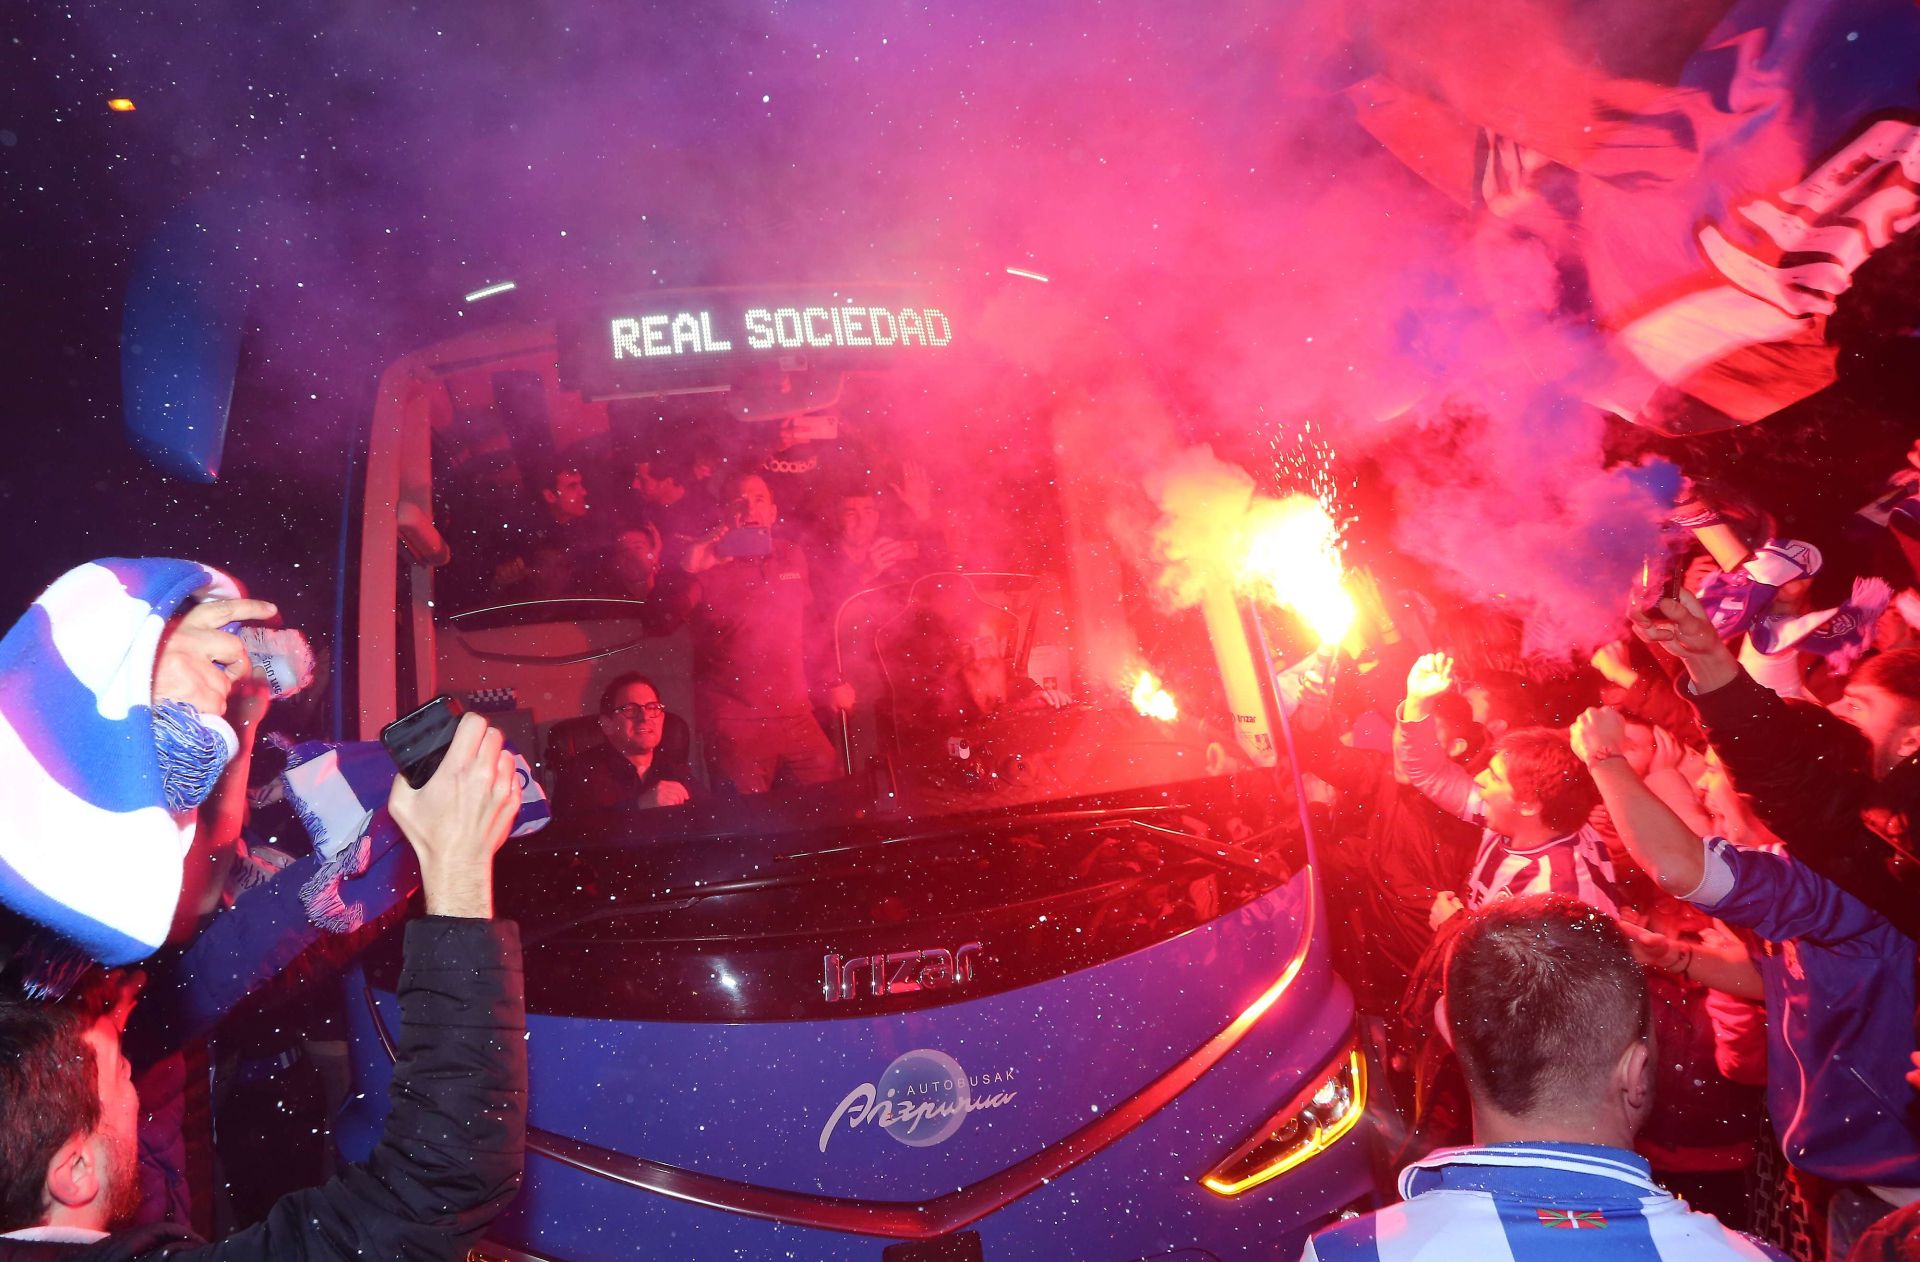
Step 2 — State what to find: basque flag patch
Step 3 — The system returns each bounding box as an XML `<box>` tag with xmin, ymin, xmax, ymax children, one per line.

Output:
<box><xmin>1537</xmin><ymin>1209</ymin><xmax>1608</xmax><ymax>1229</ymax></box>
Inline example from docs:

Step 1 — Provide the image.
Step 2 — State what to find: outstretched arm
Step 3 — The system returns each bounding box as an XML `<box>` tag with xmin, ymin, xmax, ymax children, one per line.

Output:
<box><xmin>1633</xmin><ymin>591</ymin><xmax>1920</xmax><ymax>937</ymax></box>
<box><xmin>1571</xmin><ymin>707</ymin><xmax>1706</xmax><ymax>897</ymax></box>
<box><xmin>167</xmin><ymin>715</ymin><xmax>527</xmax><ymax>1261</ymax></box>
<box><xmin>1394</xmin><ymin>652</ymin><xmax>1479</xmax><ymax>823</ymax></box>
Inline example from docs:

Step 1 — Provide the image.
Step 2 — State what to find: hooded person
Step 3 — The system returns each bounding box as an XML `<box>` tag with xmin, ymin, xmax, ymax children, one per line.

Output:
<box><xmin>0</xmin><ymin>558</ymin><xmax>277</xmax><ymax>971</ymax></box>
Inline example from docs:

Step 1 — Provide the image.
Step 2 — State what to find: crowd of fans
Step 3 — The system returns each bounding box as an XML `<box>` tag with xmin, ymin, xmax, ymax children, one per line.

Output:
<box><xmin>1298</xmin><ymin>453</ymin><xmax>1920</xmax><ymax>1260</ymax></box>
<box><xmin>0</xmin><ymin>409</ymin><xmax>1071</xmax><ymax>1258</ymax></box>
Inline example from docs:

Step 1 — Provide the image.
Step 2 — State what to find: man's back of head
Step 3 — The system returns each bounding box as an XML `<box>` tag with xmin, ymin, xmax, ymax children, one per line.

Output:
<box><xmin>1303</xmin><ymin>895</ymin><xmax>1786</xmax><ymax>1258</ymax></box>
<box><xmin>1444</xmin><ymin>893</ymin><xmax>1651</xmax><ymax>1141</ymax></box>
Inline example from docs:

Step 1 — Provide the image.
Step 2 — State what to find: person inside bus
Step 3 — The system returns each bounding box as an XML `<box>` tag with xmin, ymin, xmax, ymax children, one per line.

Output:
<box><xmin>875</xmin><ymin>576</ymin><xmax>1070</xmax><ymax>752</ymax></box>
<box><xmin>618</xmin><ymin>446</ymin><xmax>719</xmax><ymax>562</ymax></box>
<box><xmin>553</xmin><ymin>673</ymin><xmax>696</xmax><ymax>813</ymax></box>
<box><xmin>528</xmin><ymin>465</ymin><xmax>619</xmax><ymax>595</ymax></box>
<box><xmin>675</xmin><ymin>472</ymin><xmax>851</xmax><ymax>795</ymax></box>
<box><xmin>808</xmin><ymin>470</ymin><xmax>944</xmax><ymax>621</ymax></box>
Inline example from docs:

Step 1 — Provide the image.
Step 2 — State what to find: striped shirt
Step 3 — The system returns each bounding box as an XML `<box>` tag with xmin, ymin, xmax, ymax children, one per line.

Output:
<box><xmin>1303</xmin><ymin>1143</ymin><xmax>1788</xmax><ymax>1261</ymax></box>
<box><xmin>1463</xmin><ymin>823</ymin><xmax>1623</xmax><ymax>915</ymax></box>
<box><xmin>1394</xmin><ymin>708</ymin><xmax>1622</xmax><ymax>915</ymax></box>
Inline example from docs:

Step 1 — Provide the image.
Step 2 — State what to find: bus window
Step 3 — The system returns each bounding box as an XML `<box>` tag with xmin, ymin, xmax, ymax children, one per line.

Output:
<box><xmin>355</xmin><ymin>287</ymin><xmax>1308</xmax><ymax>1015</ymax></box>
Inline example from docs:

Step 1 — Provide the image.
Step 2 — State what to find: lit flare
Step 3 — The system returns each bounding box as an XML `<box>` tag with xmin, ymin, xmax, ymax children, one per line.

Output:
<box><xmin>1129</xmin><ymin>669</ymin><xmax>1179</xmax><ymax>722</ymax></box>
<box><xmin>1241</xmin><ymin>494</ymin><xmax>1354</xmax><ymax>647</ymax></box>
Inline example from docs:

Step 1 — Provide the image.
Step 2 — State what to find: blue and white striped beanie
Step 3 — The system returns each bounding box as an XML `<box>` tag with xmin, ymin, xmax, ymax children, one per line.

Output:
<box><xmin>0</xmin><ymin>558</ymin><xmax>243</xmax><ymax>965</ymax></box>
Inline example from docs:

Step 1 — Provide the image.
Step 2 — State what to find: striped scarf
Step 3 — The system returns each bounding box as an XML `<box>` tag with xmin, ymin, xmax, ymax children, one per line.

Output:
<box><xmin>0</xmin><ymin>558</ymin><xmax>242</xmax><ymax>965</ymax></box>
<box><xmin>273</xmin><ymin>735</ymin><xmax>550</xmax><ymax>933</ymax></box>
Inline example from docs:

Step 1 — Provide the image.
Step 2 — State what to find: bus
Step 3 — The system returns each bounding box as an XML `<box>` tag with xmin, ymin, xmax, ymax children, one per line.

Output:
<box><xmin>322</xmin><ymin>281</ymin><xmax>1375</xmax><ymax>1260</ymax></box>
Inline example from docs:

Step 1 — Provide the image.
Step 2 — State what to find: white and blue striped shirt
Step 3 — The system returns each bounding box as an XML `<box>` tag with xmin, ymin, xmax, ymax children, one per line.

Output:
<box><xmin>1303</xmin><ymin>1143</ymin><xmax>1786</xmax><ymax>1261</ymax></box>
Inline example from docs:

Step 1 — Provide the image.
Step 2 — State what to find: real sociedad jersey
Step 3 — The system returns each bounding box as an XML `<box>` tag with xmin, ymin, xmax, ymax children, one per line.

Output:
<box><xmin>1462</xmin><ymin>824</ymin><xmax>1623</xmax><ymax>915</ymax></box>
<box><xmin>1303</xmin><ymin>1143</ymin><xmax>1787</xmax><ymax>1261</ymax></box>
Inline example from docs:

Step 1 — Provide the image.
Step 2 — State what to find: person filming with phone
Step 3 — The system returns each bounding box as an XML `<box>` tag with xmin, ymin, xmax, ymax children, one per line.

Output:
<box><xmin>0</xmin><ymin>709</ymin><xmax>529</xmax><ymax>1260</ymax></box>
<box><xmin>677</xmin><ymin>471</ymin><xmax>850</xmax><ymax>795</ymax></box>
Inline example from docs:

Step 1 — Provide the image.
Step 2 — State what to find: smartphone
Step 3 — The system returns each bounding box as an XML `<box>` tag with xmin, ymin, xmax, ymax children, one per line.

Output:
<box><xmin>714</xmin><ymin>525</ymin><xmax>774</xmax><ymax>559</ymax></box>
<box><xmin>786</xmin><ymin>411</ymin><xmax>840</xmax><ymax>444</ymax></box>
<box><xmin>1633</xmin><ymin>558</ymin><xmax>1679</xmax><ymax>617</ymax></box>
<box><xmin>381</xmin><ymin>695</ymin><xmax>467</xmax><ymax>789</ymax></box>
<box><xmin>1641</xmin><ymin>574</ymin><xmax>1680</xmax><ymax>617</ymax></box>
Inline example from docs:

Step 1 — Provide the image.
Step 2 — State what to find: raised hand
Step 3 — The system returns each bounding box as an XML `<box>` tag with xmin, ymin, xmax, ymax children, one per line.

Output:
<box><xmin>890</xmin><ymin>461</ymin><xmax>934</xmax><ymax>522</ymax></box>
<box><xmin>387</xmin><ymin>713</ymin><xmax>520</xmax><ymax>919</ymax></box>
<box><xmin>1403</xmin><ymin>652</ymin><xmax>1454</xmax><ymax>722</ymax></box>
<box><xmin>154</xmin><ymin>597</ymin><xmax>279</xmax><ymax>718</ymax></box>
<box><xmin>1630</xmin><ymin>588</ymin><xmax>1739</xmax><ymax>692</ymax></box>
<box><xmin>1590</xmin><ymin>639</ymin><xmax>1639</xmax><ymax>689</ymax></box>
<box><xmin>1648</xmin><ymin>724</ymin><xmax>1684</xmax><ymax>776</ymax></box>
<box><xmin>1570</xmin><ymin>706</ymin><xmax>1631</xmax><ymax>767</ymax></box>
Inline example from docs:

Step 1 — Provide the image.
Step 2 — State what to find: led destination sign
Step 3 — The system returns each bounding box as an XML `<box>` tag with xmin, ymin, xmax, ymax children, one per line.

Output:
<box><xmin>557</xmin><ymin>287</ymin><xmax>954</xmax><ymax>399</ymax></box>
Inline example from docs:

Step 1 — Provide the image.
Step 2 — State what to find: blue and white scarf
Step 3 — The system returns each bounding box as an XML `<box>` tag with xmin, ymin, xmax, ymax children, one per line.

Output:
<box><xmin>0</xmin><ymin>558</ymin><xmax>242</xmax><ymax>965</ymax></box>
<box><xmin>1699</xmin><ymin>541</ymin><xmax>1890</xmax><ymax>676</ymax></box>
<box><xmin>272</xmin><ymin>736</ymin><xmax>550</xmax><ymax>933</ymax></box>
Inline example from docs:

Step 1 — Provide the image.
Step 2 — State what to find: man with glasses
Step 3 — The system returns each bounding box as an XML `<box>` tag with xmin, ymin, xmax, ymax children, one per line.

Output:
<box><xmin>556</xmin><ymin>674</ymin><xmax>696</xmax><ymax>813</ymax></box>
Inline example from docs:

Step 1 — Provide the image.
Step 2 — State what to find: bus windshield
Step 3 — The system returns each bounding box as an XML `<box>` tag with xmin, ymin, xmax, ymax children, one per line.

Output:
<box><xmin>356</xmin><ymin>287</ymin><xmax>1314</xmax><ymax>1021</ymax></box>
<box><xmin>388</xmin><ymin>294</ymin><xmax>1275</xmax><ymax>836</ymax></box>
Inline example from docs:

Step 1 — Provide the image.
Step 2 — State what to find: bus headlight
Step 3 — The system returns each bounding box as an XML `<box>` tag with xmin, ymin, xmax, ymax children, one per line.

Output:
<box><xmin>1201</xmin><ymin>1046</ymin><xmax>1366</xmax><ymax>1196</ymax></box>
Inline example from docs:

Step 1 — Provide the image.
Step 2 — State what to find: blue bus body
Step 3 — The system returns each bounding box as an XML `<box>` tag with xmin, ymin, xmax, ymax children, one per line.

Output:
<box><xmin>341</xmin><ymin>864</ymin><xmax>1368</xmax><ymax>1259</ymax></box>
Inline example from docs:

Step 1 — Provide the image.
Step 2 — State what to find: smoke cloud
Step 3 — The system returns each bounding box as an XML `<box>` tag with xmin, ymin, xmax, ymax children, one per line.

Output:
<box><xmin>40</xmin><ymin>0</ymin><xmax>1679</xmax><ymax>652</ymax></box>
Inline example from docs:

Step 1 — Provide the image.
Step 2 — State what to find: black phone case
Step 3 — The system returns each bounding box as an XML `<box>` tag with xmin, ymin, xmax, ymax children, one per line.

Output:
<box><xmin>380</xmin><ymin>695</ymin><xmax>467</xmax><ymax>789</ymax></box>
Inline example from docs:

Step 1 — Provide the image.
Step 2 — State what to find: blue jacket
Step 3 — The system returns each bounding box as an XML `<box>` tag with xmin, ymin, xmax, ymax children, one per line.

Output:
<box><xmin>1688</xmin><ymin>836</ymin><xmax>1920</xmax><ymax>1187</ymax></box>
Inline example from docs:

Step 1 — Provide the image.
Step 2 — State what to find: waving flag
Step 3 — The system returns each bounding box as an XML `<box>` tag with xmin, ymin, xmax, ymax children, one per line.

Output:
<box><xmin>1348</xmin><ymin>0</ymin><xmax>1920</xmax><ymax>432</ymax></box>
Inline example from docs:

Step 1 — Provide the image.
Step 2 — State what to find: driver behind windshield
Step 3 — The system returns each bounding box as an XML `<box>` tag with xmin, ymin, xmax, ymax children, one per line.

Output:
<box><xmin>554</xmin><ymin>673</ymin><xmax>697</xmax><ymax>813</ymax></box>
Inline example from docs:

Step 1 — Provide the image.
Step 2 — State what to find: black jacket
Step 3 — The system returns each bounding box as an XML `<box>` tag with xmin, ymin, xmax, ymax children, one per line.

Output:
<box><xmin>1296</xmin><ymin>737</ymin><xmax>1481</xmax><ymax>1013</ymax></box>
<box><xmin>1687</xmin><ymin>669</ymin><xmax>1920</xmax><ymax>940</ymax></box>
<box><xmin>0</xmin><ymin>917</ymin><xmax>526</xmax><ymax>1262</ymax></box>
<box><xmin>554</xmin><ymin>739</ymin><xmax>697</xmax><ymax>815</ymax></box>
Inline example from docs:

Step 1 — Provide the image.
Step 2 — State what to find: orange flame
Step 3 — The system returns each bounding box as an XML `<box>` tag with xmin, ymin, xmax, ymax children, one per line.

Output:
<box><xmin>1241</xmin><ymin>494</ymin><xmax>1354</xmax><ymax>648</ymax></box>
<box><xmin>1129</xmin><ymin>669</ymin><xmax>1179</xmax><ymax>721</ymax></box>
